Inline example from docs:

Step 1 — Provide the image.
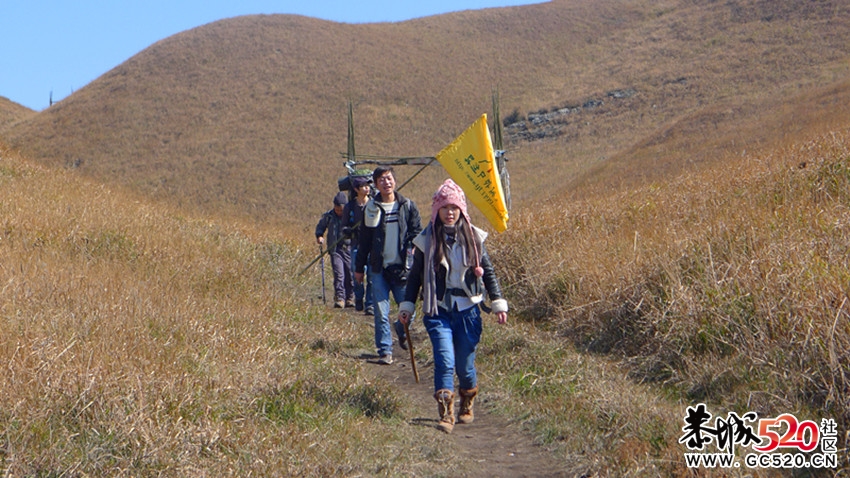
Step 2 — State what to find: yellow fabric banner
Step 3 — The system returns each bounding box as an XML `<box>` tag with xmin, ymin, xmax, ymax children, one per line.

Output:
<box><xmin>435</xmin><ymin>114</ymin><xmax>509</xmax><ymax>232</ymax></box>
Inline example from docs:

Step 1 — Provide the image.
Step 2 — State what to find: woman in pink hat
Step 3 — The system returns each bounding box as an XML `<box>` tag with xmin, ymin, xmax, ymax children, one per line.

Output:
<box><xmin>398</xmin><ymin>179</ymin><xmax>508</xmax><ymax>434</ymax></box>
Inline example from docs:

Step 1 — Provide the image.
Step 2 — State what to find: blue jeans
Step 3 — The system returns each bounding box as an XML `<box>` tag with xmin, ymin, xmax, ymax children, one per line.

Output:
<box><xmin>424</xmin><ymin>305</ymin><xmax>482</xmax><ymax>392</ymax></box>
<box><xmin>369</xmin><ymin>269</ymin><xmax>412</xmax><ymax>357</ymax></box>
<box><xmin>351</xmin><ymin>247</ymin><xmax>372</xmax><ymax>309</ymax></box>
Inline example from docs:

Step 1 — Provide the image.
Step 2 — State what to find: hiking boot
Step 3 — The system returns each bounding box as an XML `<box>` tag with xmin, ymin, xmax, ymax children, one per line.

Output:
<box><xmin>394</xmin><ymin>320</ymin><xmax>408</xmax><ymax>350</ymax></box>
<box><xmin>364</xmin><ymin>306</ymin><xmax>374</xmax><ymax>316</ymax></box>
<box><xmin>435</xmin><ymin>389</ymin><xmax>455</xmax><ymax>433</ymax></box>
<box><xmin>377</xmin><ymin>354</ymin><xmax>393</xmax><ymax>365</ymax></box>
<box><xmin>334</xmin><ymin>300</ymin><xmax>345</xmax><ymax>308</ymax></box>
<box><xmin>457</xmin><ymin>387</ymin><xmax>478</xmax><ymax>424</ymax></box>
<box><xmin>355</xmin><ymin>299</ymin><xmax>364</xmax><ymax>311</ymax></box>
<box><xmin>345</xmin><ymin>298</ymin><xmax>356</xmax><ymax>308</ymax></box>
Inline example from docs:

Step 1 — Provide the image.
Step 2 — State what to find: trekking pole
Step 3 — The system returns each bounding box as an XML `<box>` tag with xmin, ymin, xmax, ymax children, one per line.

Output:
<box><xmin>300</xmin><ymin>225</ymin><xmax>353</xmax><ymax>275</ymax></box>
<box><xmin>319</xmin><ymin>245</ymin><xmax>327</xmax><ymax>304</ymax></box>
<box><xmin>403</xmin><ymin>321</ymin><xmax>419</xmax><ymax>383</ymax></box>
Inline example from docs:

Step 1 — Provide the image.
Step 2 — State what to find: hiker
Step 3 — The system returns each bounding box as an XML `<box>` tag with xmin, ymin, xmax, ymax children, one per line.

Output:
<box><xmin>398</xmin><ymin>179</ymin><xmax>508</xmax><ymax>434</ymax></box>
<box><xmin>354</xmin><ymin>166</ymin><xmax>422</xmax><ymax>365</ymax></box>
<box><xmin>316</xmin><ymin>191</ymin><xmax>355</xmax><ymax>308</ymax></box>
<box><xmin>343</xmin><ymin>176</ymin><xmax>374</xmax><ymax>315</ymax></box>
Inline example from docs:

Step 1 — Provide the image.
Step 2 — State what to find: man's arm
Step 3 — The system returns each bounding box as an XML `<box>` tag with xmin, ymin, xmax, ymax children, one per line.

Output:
<box><xmin>354</xmin><ymin>223</ymin><xmax>373</xmax><ymax>274</ymax></box>
<box><xmin>315</xmin><ymin>211</ymin><xmax>329</xmax><ymax>244</ymax></box>
<box><xmin>405</xmin><ymin>202</ymin><xmax>423</xmax><ymax>247</ymax></box>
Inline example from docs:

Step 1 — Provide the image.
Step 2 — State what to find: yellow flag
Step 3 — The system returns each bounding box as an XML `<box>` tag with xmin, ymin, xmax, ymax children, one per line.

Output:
<box><xmin>435</xmin><ymin>114</ymin><xmax>509</xmax><ymax>232</ymax></box>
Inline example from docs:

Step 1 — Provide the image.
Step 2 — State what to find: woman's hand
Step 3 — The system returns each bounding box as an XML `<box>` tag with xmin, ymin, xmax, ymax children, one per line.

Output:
<box><xmin>398</xmin><ymin>310</ymin><xmax>412</xmax><ymax>325</ymax></box>
<box><xmin>495</xmin><ymin>311</ymin><xmax>507</xmax><ymax>325</ymax></box>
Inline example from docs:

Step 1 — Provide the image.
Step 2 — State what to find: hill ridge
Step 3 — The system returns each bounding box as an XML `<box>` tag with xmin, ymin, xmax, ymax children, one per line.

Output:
<box><xmin>2</xmin><ymin>0</ymin><xmax>850</xmax><ymax>228</ymax></box>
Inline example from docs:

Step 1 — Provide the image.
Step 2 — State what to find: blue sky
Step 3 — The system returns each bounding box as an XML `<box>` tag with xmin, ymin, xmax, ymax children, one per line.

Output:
<box><xmin>1</xmin><ymin>1</ymin><xmax>543</xmax><ymax>111</ymax></box>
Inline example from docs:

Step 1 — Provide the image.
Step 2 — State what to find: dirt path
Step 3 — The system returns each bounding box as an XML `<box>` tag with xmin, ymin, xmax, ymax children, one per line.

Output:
<box><xmin>346</xmin><ymin>310</ymin><xmax>571</xmax><ymax>477</ymax></box>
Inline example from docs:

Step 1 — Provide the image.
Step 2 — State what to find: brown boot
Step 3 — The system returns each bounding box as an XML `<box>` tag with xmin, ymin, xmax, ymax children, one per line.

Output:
<box><xmin>434</xmin><ymin>389</ymin><xmax>455</xmax><ymax>434</ymax></box>
<box><xmin>457</xmin><ymin>387</ymin><xmax>478</xmax><ymax>424</ymax></box>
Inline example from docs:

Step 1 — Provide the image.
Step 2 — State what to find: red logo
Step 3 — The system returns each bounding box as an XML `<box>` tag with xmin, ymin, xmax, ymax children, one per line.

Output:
<box><xmin>753</xmin><ymin>414</ymin><xmax>820</xmax><ymax>453</ymax></box>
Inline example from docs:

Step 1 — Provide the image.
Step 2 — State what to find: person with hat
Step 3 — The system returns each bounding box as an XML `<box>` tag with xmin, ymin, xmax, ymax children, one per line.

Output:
<box><xmin>398</xmin><ymin>179</ymin><xmax>508</xmax><ymax>433</ymax></box>
<box><xmin>343</xmin><ymin>176</ymin><xmax>375</xmax><ymax>314</ymax></box>
<box><xmin>316</xmin><ymin>191</ymin><xmax>355</xmax><ymax>308</ymax></box>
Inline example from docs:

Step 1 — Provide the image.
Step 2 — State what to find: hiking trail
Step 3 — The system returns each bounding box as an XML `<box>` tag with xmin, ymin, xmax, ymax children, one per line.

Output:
<box><xmin>343</xmin><ymin>309</ymin><xmax>571</xmax><ymax>477</ymax></box>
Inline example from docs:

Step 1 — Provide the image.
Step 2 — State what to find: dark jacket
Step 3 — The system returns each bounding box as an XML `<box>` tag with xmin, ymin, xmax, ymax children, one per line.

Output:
<box><xmin>342</xmin><ymin>197</ymin><xmax>369</xmax><ymax>248</ymax></box>
<box><xmin>315</xmin><ymin>209</ymin><xmax>350</xmax><ymax>250</ymax></box>
<box><xmin>354</xmin><ymin>192</ymin><xmax>422</xmax><ymax>275</ymax></box>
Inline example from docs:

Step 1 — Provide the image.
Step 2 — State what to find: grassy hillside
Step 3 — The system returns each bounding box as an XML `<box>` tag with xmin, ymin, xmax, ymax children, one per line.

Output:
<box><xmin>0</xmin><ymin>96</ymin><xmax>34</xmax><ymax>131</ymax></box>
<box><xmin>2</xmin><ymin>0</ymin><xmax>849</xmax><ymax>474</ymax></box>
<box><xmin>0</xmin><ymin>142</ymin><xmax>475</xmax><ymax>475</ymax></box>
<box><xmin>494</xmin><ymin>125</ymin><xmax>850</xmax><ymax>461</ymax></box>
<box><xmin>2</xmin><ymin>0</ymin><xmax>849</xmax><ymax>229</ymax></box>
<box><xmin>3</xmin><ymin>121</ymin><xmax>847</xmax><ymax>474</ymax></box>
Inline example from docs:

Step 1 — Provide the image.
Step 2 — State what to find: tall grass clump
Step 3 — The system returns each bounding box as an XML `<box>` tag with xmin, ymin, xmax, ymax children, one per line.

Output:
<box><xmin>496</xmin><ymin>128</ymin><xmax>849</xmax><ymax>429</ymax></box>
<box><xmin>478</xmin><ymin>322</ymin><xmax>689</xmax><ymax>476</ymax></box>
<box><xmin>0</xmin><ymin>143</ymin><xmax>459</xmax><ymax>475</ymax></box>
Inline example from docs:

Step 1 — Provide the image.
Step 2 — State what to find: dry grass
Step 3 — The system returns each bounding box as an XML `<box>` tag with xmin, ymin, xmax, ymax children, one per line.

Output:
<box><xmin>486</xmin><ymin>127</ymin><xmax>850</xmax><ymax>473</ymax></box>
<box><xmin>3</xmin><ymin>117</ymin><xmax>850</xmax><ymax>476</ymax></box>
<box><xmin>0</xmin><ymin>96</ymin><xmax>34</xmax><ymax>131</ymax></box>
<box><xmin>6</xmin><ymin>125</ymin><xmax>848</xmax><ymax>474</ymax></box>
<box><xmin>3</xmin><ymin>0</ymin><xmax>850</xmax><ymax>474</ymax></box>
<box><xmin>2</xmin><ymin>0</ymin><xmax>849</xmax><ymax>228</ymax></box>
<box><xmin>0</xmin><ymin>143</ymin><xmax>469</xmax><ymax>475</ymax></box>
<box><xmin>479</xmin><ymin>323</ymin><xmax>688</xmax><ymax>476</ymax></box>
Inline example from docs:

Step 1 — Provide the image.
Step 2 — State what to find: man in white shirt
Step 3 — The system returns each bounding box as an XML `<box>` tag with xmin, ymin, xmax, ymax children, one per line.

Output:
<box><xmin>354</xmin><ymin>167</ymin><xmax>422</xmax><ymax>365</ymax></box>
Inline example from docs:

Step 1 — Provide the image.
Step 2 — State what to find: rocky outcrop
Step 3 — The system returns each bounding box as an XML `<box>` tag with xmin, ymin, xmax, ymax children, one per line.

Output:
<box><xmin>505</xmin><ymin>88</ymin><xmax>637</xmax><ymax>143</ymax></box>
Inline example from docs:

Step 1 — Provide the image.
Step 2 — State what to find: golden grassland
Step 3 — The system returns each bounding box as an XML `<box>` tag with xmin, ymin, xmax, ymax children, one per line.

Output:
<box><xmin>2</xmin><ymin>120</ymin><xmax>848</xmax><ymax>474</ymax></box>
<box><xmin>491</xmin><ymin>127</ymin><xmax>850</xmax><ymax>473</ymax></box>
<box><xmin>0</xmin><ymin>143</ymin><xmax>471</xmax><ymax>475</ymax></box>
<box><xmin>2</xmin><ymin>0</ymin><xmax>850</xmax><ymax>473</ymax></box>
<box><xmin>0</xmin><ymin>96</ymin><xmax>34</xmax><ymax>131</ymax></box>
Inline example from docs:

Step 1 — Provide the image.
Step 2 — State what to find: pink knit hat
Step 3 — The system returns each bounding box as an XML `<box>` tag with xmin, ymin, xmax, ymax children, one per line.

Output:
<box><xmin>431</xmin><ymin>179</ymin><xmax>483</xmax><ymax>277</ymax></box>
<box><xmin>431</xmin><ymin>179</ymin><xmax>470</xmax><ymax>226</ymax></box>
